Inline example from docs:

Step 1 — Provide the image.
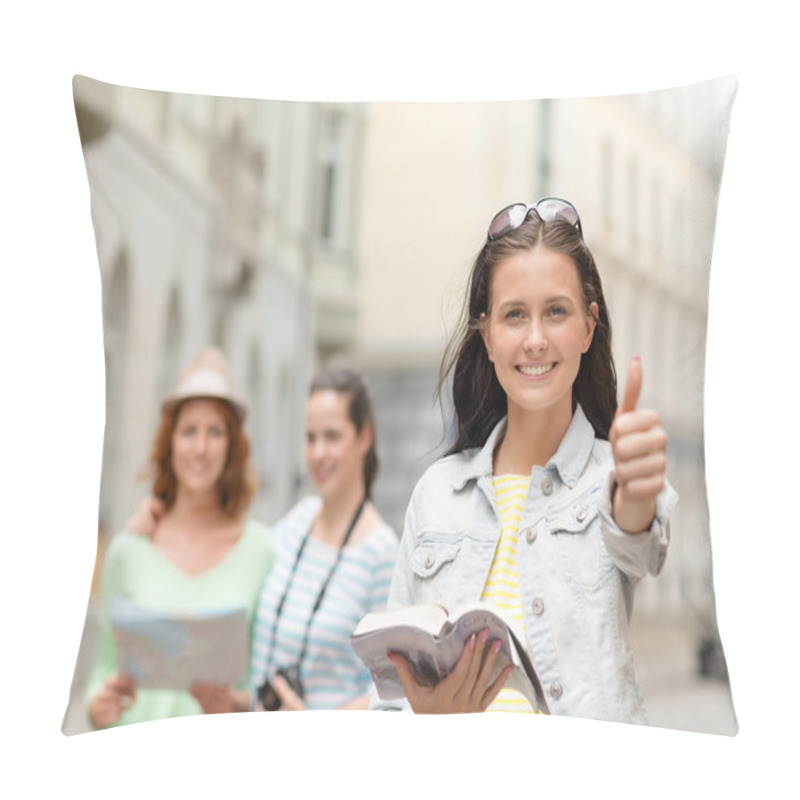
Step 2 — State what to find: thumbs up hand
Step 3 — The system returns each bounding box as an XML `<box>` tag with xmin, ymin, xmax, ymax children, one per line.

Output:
<box><xmin>608</xmin><ymin>357</ymin><xmax>668</xmax><ymax>534</ymax></box>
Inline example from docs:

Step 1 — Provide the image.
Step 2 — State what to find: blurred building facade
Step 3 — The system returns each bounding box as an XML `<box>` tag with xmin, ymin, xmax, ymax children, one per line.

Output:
<box><xmin>74</xmin><ymin>74</ymin><xmax>735</xmax><ymax>650</ymax></box>
<box><xmin>74</xmin><ymin>78</ymin><xmax>369</xmax><ymax>538</ymax></box>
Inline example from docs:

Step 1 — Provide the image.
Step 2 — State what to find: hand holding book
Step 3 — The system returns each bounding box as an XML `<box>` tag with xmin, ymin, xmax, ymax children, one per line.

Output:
<box><xmin>351</xmin><ymin>602</ymin><xmax>550</xmax><ymax>714</ymax></box>
<box><xmin>387</xmin><ymin>626</ymin><xmax>513</xmax><ymax>713</ymax></box>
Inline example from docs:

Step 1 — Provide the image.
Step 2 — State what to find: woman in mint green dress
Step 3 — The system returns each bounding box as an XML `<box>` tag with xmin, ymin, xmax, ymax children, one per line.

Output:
<box><xmin>86</xmin><ymin>348</ymin><xmax>275</xmax><ymax>729</ymax></box>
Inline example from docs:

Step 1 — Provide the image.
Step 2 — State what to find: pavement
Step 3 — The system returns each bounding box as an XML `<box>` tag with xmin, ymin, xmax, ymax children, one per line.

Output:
<box><xmin>630</xmin><ymin>613</ymin><xmax>737</xmax><ymax>736</ymax></box>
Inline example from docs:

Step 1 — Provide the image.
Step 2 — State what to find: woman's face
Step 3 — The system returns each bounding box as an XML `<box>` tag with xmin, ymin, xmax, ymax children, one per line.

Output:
<box><xmin>305</xmin><ymin>389</ymin><xmax>370</xmax><ymax>501</ymax></box>
<box><xmin>481</xmin><ymin>244</ymin><xmax>597</xmax><ymax>424</ymax></box>
<box><xmin>171</xmin><ymin>399</ymin><xmax>230</xmax><ymax>498</ymax></box>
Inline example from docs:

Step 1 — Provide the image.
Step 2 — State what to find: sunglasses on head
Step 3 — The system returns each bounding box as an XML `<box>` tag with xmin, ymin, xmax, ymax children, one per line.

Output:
<box><xmin>487</xmin><ymin>197</ymin><xmax>583</xmax><ymax>241</ymax></box>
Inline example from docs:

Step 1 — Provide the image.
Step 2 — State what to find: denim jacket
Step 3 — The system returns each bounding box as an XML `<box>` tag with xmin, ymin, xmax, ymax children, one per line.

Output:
<box><xmin>372</xmin><ymin>405</ymin><xmax>678</xmax><ymax>723</ymax></box>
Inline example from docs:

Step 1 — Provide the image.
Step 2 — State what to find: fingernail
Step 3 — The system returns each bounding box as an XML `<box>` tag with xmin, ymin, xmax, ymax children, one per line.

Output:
<box><xmin>632</xmin><ymin>355</ymin><xmax>640</xmax><ymax>362</ymax></box>
<box><xmin>468</xmin><ymin>634</ymin><xmax>477</xmax><ymax>650</ymax></box>
<box><xmin>492</xmin><ymin>640</ymin><xmax>502</xmax><ymax>654</ymax></box>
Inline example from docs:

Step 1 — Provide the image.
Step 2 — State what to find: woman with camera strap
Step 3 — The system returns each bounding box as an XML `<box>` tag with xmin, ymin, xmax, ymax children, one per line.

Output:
<box><xmin>250</xmin><ymin>366</ymin><xmax>398</xmax><ymax>711</ymax></box>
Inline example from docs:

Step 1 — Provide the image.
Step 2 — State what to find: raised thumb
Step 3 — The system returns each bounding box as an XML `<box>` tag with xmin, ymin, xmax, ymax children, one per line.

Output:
<box><xmin>619</xmin><ymin>356</ymin><xmax>642</xmax><ymax>414</ymax></box>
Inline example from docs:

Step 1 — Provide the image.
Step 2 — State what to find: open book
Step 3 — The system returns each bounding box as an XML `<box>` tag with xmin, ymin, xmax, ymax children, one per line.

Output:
<box><xmin>110</xmin><ymin>597</ymin><xmax>249</xmax><ymax>690</ymax></box>
<box><xmin>351</xmin><ymin>602</ymin><xmax>550</xmax><ymax>713</ymax></box>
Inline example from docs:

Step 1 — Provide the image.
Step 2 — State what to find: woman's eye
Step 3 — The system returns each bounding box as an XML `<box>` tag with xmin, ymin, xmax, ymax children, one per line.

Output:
<box><xmin>504</xmin><ymin>308</ymin><xmax>524</xmax><ymax>321</ymax></box>
<box><xmin>548</xmin><ymin>305</ymin><xmax>567</xmax><ymax>318</ymax></box>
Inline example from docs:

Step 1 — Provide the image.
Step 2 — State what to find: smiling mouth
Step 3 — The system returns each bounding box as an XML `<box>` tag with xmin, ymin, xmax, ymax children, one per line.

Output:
<box><xmin>188</xmin><ymin>463</ymin><xmax>212</xmax><ymax>473</ymax></box>
<box><xmin>312</xmin><ymin>466</ymin><xmax>334</xmax><ymax>482</ymax></box>
<box><xmin>517</xmin><ymin>362</ymin><xmax>556</xmax><ymax>377</ymax></box>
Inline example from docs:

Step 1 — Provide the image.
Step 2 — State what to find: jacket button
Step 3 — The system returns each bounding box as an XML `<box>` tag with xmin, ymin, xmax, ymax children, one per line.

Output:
<box><xmin>549</xmin><ymin>681</ymin><xmax>563</xmax><ymax>700</ymax></box>
<box><xmin>424</xmin><ymin>554</ymin><xmax>434</xmax><ymax>569</ymax></box>
<box><xmin>542</xmin><ymin>478</ymin><xmax>553</xmax><ymax>495</ymax></box>
<box><xmin>524</xmin><ymin>526</ymin><xmax>538</xmax><ymax>544</ymax></box>
<box><xmin>532</xmin><ymin>597</ymin><xmax>544</xmax><ymax>615</ymax></box>
<box><xmin>576</xmin><ymin>506</ymin><xmax>588</xmax><ymax>522</ymax></box>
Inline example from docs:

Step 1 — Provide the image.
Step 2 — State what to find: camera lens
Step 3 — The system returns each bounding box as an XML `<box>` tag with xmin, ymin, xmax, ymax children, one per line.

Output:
<box><xmin>257</xmin><ymin>681</ymin><xmax>281</xmax><ymax>711</ymax></box>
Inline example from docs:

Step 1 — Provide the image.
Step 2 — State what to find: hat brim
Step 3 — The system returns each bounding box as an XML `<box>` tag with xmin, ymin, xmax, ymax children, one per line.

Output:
<box><xmin>162</xmin><ymin>393</ymin><xmax>247</xmax><ymax>422</ymax></box>
<box><xmin>163</xmin><ymin>368</ymin><xmax>247</xmax><ymax>421</ymax></box>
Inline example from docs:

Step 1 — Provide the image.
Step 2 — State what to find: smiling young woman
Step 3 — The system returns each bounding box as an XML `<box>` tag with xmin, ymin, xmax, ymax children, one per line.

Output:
<box><xmin>249</xmin><ymin>366</ymin><xmax>398</xmax><ymax>711</ymax></box>
<box><xmin>374</xmin><ymin>198</ymin><xmax>677</xmax><ymax>723</ymax></box>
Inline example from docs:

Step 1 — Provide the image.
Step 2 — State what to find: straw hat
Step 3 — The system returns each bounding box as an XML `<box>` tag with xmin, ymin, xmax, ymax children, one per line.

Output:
<box><xmin>162</xmin><ymin>347</ymin><xmax>247</xmax><ymax>421</ymax></box>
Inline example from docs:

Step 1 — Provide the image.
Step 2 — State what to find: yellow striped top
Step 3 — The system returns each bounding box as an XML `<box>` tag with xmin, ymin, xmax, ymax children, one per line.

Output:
<box><xmin>482</xmin><ymin>474</ymin><xmax>536</xmax><ymax>713</ymax></box>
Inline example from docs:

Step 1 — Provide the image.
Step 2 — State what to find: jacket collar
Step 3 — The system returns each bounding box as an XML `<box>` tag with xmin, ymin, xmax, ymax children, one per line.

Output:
<box><xmin>450</xmin><ymin>404</ymin><xmax>597</xmax><ymax>491</ymax></box>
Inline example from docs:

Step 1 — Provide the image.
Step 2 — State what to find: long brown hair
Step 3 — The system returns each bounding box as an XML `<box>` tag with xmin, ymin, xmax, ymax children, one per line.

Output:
<box><xmin>148</xmin><ymin>397</ymin><xmax>256</xmax><ymax>518</ymax></box>
<box><xmin>439</xmin><ymin>209</ymin><xmax>617</xmax><ymax>454</ymax></box>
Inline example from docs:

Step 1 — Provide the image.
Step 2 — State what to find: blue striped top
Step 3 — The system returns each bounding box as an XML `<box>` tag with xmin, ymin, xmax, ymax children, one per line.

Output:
<box><xmin>250</xmin><ymin>496</ymin><xmax>398</xmax><ymax>709</ymax></box>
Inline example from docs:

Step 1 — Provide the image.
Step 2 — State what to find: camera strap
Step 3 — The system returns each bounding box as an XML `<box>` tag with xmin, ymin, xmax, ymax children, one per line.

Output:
<box><xmin>263</xmin><ymin>495</ymin><xmax>368</xmax><ymax>680</ymax></box>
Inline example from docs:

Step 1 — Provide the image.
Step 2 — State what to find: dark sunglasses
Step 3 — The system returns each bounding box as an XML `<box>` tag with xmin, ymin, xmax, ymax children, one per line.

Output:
<box><xmin>487</xmin><ymin>197</ymin><xmax>583</xmax><ymax>241</ymax></box>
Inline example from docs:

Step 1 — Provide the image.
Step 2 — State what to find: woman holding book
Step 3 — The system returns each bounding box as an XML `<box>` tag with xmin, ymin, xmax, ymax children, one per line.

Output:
<box><xmin>250</xmin><ymin>365</ymin><xmax>398</xmax><ymax>711</ymax></box>
<box><xmin>86</xmin><ymin>348</ymin><xmax>275</xmax><ymax>729</ymax></box>
<box><xmin>377</xmin><ymin>198</ymin><xmax>677</xmax><ymax>723</ymax></box>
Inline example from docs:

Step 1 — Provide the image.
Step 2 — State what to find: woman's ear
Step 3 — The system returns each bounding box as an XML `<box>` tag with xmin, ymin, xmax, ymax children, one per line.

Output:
<box><xmin>357</xmin><ymin>421</ymin><xmax>374</xmax><ymax>457</ymax></box>
<box><xmin>583</xmin><ymin>302</ymin><xmax>599</xmax><ymax>353</ymax></box>
<box><xmin>480</xmin><ymin>313</ymin><xmax>494</xmax><ymax>362</ymax></box>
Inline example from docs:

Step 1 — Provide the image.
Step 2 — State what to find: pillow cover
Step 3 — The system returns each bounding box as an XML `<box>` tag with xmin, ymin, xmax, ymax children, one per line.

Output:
<box><xmin>63</xmin><ymin>74</ymin><xmax>738</xmax><ymax>736</ymax></box>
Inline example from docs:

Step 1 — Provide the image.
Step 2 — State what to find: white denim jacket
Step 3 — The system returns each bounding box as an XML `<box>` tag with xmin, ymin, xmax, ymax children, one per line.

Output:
<box><xmin>371</xmin><ymin>405</ymin><xmax>677</xmax><ymax>723</ymax></box>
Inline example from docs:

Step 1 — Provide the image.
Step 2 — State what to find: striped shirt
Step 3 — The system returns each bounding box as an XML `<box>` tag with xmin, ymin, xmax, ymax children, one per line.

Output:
<box><xmin>482</xmin><ymin>474</ymin><xmax>536</xmax><ymax>713</ymax></box>
<box><xmin>250</xmin><ymin>496</ymin><xmax>398</xmax><ymax>709</ymax></box>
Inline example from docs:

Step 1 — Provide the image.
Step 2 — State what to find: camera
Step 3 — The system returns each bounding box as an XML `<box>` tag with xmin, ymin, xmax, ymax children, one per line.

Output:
<box><xmin>257</xmin><ymin>665</ymin><xmax>304</xmax><ymax>711</ymax></box>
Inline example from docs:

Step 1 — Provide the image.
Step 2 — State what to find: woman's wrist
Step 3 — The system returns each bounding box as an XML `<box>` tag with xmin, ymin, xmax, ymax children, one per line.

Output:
<box><xmin>612</xmin><ymin>484</ymin><xmax>656</xmax><ymax>534</ymax></box>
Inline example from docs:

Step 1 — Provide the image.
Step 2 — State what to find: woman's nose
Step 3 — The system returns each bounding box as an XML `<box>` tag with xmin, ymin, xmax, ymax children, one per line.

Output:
<box><xmin>523</xmin><ymin>319</ymin><xmax>548</xmax><ymax>352</ymax></box>
<box><xmin>309</xmin><ymin>438</ymin><xmax>325</xmax><ymax>460</ymax></box>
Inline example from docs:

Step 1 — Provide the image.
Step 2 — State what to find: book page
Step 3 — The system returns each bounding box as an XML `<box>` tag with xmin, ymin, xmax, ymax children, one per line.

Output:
<box><xmin>352</xmin><ymin>603</ymin><xmax>449</xmax><ymax>637</ymax></box>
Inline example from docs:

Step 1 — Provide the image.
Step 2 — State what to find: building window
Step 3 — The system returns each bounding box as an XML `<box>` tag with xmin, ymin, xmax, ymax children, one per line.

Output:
<box><xmin>317</xmin><ymin>107</ymin><xmax>349</xmax><ymax>250</ymax></box>
<box><xmin>319</xmin><ymin>162</ymin><xmax>337</xmax><ymax>242</ymax></box>
<box><xmin>538</xmin><ymin>99</ymin><xmax>552</xmax><ymax>194</ymax></box>
<box><xmin>160</xmin><ymin>288</ymin><xmax>182</xmax><ymax>402</ymax></box>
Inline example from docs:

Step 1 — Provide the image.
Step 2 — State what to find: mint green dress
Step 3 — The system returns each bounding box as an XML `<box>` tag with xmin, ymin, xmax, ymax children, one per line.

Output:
<box><xmin>85</xmin><ymin>519</ymin><xmax>275</xmax><ymax>728</ymax></box>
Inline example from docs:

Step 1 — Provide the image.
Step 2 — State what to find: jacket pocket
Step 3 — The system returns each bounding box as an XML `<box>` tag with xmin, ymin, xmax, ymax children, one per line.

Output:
<box><xmin>548</xmin><ymin>493</ymin><xmax>614</xmax><ymax>590</ymax></box>
<box><xmin>410</xmin><ymin>528</ymin><xmax>497</xmax><ymax>605</ymax></box>
<box><xmin>550</xmin><ymin>500</ymin><xmax>599</xmax><ymax>535</ymax></box>
<box><xmin>411</xmin><ymin>540</ymin><xmax>462</xmax><ymax>579</ymax></box>
<box><xmin>409</xmin><ymin>535</ymin><xmax>468</xmax><ymax>605</ymax></box>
